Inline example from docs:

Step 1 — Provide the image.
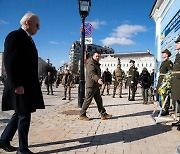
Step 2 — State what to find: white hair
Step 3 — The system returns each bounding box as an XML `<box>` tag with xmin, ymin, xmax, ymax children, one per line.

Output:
<box><xmin>20</xmin><ymin>12</ymin><xmax>38</xmax><ymax>26</ymax></box>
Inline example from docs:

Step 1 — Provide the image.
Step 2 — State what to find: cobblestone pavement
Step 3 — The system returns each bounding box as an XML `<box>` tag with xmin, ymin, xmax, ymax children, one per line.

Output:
<box><xmin>0</xmin><ymin>84</ymin><xmax>180</xmax><ymax>154</ymax></box>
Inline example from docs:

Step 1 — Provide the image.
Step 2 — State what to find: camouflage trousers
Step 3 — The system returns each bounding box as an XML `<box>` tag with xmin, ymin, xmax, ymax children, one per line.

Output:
<box><xmin>64</xmin><ymin>85</ymin><xmax>71</xmax><ymax>99</ymax></box>
<box><xmin>113</xmin><ymin>80</ymin><xmax>123</xmax><ymax>97</ymax></box>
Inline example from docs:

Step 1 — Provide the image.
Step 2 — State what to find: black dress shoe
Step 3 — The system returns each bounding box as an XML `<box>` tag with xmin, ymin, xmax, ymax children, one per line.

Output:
<box><xmin>0</xmin><ymin>142</ymin><xmax>17</xmax><ymax>152</ymax></box>
<box><xmin>16</xmin><ymin>149</ymin><xmax>37</xmax><ymax>154</ymax></box>
<box><xmin>161</xmin><ymin>110</ymin><xmax>169</xmax><ymax>116</ymax></box>
<box><xmin>177</xmin><ymin>126</ymin><xmax>180</xmax><ymax>131</ymax></box>
<box><xmin>129</xmin><ymin>98</ymin><xmax>135</xmax><ymax>101</ymax></box>
<box><xmin>172</xmin><ymin>121</ymin><xmax>180</xmax><ymax>126</ymax></box>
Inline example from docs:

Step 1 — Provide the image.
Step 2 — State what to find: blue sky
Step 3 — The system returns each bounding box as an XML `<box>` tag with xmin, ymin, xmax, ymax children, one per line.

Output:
<box><xmin>0</xmin><ymin>0</ymin><xmax>156</xmax><ymax>69</ymax></box>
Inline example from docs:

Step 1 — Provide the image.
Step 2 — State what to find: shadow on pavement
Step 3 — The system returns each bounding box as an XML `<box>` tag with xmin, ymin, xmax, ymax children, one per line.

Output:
<box><xmin>31</xmin><ymin>124</ymin><xmax>172</xmax><ymax>153</ymax></box>
<box><xmin>91</xmin><ymin>110</ymin><xmax>153</xmax><ymax>120</ymax></box>
<box><xmin>90</xmin><ymin>102</ymin><xmax>142</xmax><ymax>108</ymax></box>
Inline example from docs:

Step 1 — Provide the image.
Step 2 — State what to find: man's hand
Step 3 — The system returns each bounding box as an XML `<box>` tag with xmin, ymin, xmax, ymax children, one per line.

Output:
<box><xmin>131</xmin><ymin>81</ymin><xmax>134</xmax><ymax>84</ymax></box>
<box><xmin>15</xmin><ymin>86</ymin><xmax>24</xmax><ymax>94</ymax></box>
<box><xmin>98</xmin><ymin>79</ymin><xmax>103</xmax><ymax>85</ymax></box>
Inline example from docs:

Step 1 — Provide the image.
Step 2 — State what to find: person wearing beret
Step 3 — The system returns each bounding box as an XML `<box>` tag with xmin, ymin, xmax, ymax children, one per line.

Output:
<box><xmin>171</xmin><ymin>35</ymin><xmax>180</xmax><ymax>130</ymax></box>
<box><xmin>157</xmin><ymin>49</ymin><xmax>173</xmax><ymax>116</ymax></box>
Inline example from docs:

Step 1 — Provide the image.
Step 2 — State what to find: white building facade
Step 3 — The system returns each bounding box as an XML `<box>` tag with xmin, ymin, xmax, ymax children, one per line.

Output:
<box><xmin>150</xmin><ymin>0</ymin><xmax>180</xmax><ymax>63</ymax></box>
<box><xmin>100</xmin><ymin>51</ymin><xmax>155</xmax><ymax>75</ymax></box>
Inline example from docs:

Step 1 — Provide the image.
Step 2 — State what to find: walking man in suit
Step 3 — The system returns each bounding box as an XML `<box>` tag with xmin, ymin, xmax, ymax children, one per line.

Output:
<box><xmin>0</xmin><ymin>12</ymin><xmax>45</xmax><ymax>154</ymax></box>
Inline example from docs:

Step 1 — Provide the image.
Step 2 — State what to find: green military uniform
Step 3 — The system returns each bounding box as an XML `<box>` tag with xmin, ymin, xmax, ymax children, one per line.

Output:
<box><xmin>157</xmin><ymin>49</ymin><xmax>173</xmax><ymax>115</ymax></box>
<box><xmin>112</xmin><ymin>65</ymin><xmax>125</xmax><ymax>98</ymax></box>
<box><xmin>62</xmin><ymin>71</ymin><xmax>73</xmax><ymax>100</ymax></box>
<box><xmin>172</xmin><ymin>53</ymin><xmax>180</xmax><ymax>101</ymax></box>
<box><xmin>157</xmin><ymin>58</ymin><xmax>173</xmax><ymax>90</ymax></box>
<box><xmin>80</xmin><ymin>58</ymin><xmax>106</xmax><ymax>116</ymax></box>
<box><xmin>171</xmin><ymin>36</ymin><xmax>180</xmax><ymax>128</ymax></box>
<box><xmin>127</xmin><ymin>65</ymin><xmax>136</xmax><ymax>100</ymax></box>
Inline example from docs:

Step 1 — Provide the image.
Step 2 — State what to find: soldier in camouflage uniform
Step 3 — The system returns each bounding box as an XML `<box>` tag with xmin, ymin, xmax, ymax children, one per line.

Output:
<box><xmin>157</xmin><ymin>49</ymin><xmax>173</xmax><ymax>116</ymax></box>
<box><xmin>112</xmin><ymin>64</ymin><xmax>125</xmax><ymax>98</ymax></box>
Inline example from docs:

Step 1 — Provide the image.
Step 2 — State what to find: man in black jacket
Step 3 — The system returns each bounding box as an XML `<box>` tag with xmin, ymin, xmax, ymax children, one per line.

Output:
<box><xmin>0</xmin><ymin>13</ymin><xmax>45</xmax><ymax>154</ymax></box>
<box><xmin>101</xmin><ymin>68</ymin><xmax>112</xmax><ymax>95</ymax></box>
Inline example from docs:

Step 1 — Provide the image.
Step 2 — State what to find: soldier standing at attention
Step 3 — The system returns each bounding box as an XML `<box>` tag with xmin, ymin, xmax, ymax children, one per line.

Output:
<box><xmin>156</xmin><ymin>49</ymin><xmax>173</xmax><ymax>116</ymax></box>
<box><xmin>112</xmin><ymin>64</ymin><xmax>125</xmax><ymax>98</ymax></box>
<box><xmin>79</xmin><ymin>51</ymin><xmax>112</xmax><ymax>121</ymax></box>
<box><xmin>171</xmin><ymin>36</ymin><xmax>180</xmax><ymax>130</ymax></box>
<box><xmin>127</xmin><ymin>60</ymin><xmax>136</xmax><ymax>101</ymax></box>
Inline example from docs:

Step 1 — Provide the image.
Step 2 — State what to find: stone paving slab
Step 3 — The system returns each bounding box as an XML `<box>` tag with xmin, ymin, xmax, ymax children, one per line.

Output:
<box><xmin>0</xmin><ymin>84</ymin><xmax>180</xmax><ymax>154</ymax></box>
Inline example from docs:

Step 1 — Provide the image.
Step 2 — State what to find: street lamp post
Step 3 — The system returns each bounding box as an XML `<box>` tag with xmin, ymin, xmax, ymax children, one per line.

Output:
<box><xmin>78</xmin><ymin>0</ymin><xmax>91</xmax><ymax>108</ymax></box>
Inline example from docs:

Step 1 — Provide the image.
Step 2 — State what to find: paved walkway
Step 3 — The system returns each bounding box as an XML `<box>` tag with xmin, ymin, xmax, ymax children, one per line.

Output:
<box><xmin>0</xmin><ymin>84</ymin><xmax>180</xmax><ymax>154</ymax></box>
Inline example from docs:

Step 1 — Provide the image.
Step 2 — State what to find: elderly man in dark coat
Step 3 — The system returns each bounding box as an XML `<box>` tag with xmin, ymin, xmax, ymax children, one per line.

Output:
<box><xmin>171</xmin><ymin>36</ymin><xmax>180</xmax><ymax>130</ymax></box>
<box><xmin>0</xmin><ymin>13</ymin><xmax>45</xmax><ymax>154</ymax></box>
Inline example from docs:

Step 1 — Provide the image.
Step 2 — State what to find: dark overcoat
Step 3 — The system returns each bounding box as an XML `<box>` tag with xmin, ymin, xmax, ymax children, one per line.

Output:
<box><xmin>2</xmin><ymin>28</ymin><xmax>45</xmax><ymax>114</ymax></box>
<box><xmin>127</xmin><ymin>66</ymin><xmax>136</xmax><ymax>86</ymax></box>
<box><xmin>156</xmin><ymin>58</ymin><xmax>173</xmax><ymax>90</ymax></box>
<box><xmin>172</xmin><ymin>53</ymin><xmax>180</xmax><ymax>101</ymax></box>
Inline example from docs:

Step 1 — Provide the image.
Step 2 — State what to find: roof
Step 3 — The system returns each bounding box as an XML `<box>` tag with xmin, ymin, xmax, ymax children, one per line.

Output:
<box><xmin>101</xmin><ymin>51</ymin><xmax>154</xmax><ymax>59</ymax></box>
<box><xmin>150</xmin><ymin>0</ymin><xmax>164</xmax><ymax>18</ymax></box>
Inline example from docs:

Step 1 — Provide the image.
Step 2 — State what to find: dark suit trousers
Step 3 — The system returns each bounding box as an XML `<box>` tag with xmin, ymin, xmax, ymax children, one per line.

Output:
<box><xmin>0</xmin><ymin>113</ymin><xmax>31</xmax><ymax>151</ymax></box>
<box><xmin>80</xmin><ymin>87</ymin><xmax>106</xmax><ymax>116</ymax></box>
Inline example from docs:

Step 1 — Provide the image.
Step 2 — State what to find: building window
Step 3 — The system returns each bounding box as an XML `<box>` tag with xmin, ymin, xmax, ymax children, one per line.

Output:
<box><xmin>105</xmin><ymin>64</ymin><xmax>106</xmax><ymax>67</ymax></box>
<box><xmin>114</xmin><ymin>64</ymin><xmax>115</xmax><ymax>66</ymax></box>
<box><xmin>137</xmin><ymin>64</ymin><xmax>139</xmax><ymax>67</ymax></box>
<box><xmin>150</xmin><ymin>63</ymin><xmax>152</xmax><ymax>67</ymax></box>
<box><xmin>146</xmin><ymin>63</ymin><xmax>148</xmax><ymax>67</ymax></box>
<box><xmin>142</xmin><ymin>64</ymin><xmax>143</xmax><ymax>67</ymax></box>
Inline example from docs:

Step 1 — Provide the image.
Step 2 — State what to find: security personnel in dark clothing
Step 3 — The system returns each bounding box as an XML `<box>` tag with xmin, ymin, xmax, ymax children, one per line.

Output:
<box><xmin>127</xmin><ymin>60</ymin><xmax>136</xmax><ymax>101</ymax></box>
<box><xmin>171</xmin><ymin>36</ymin><xmax>180</xmax><ymax>130</ymax></box>
<box><xmin>157</xmin><ymin>49</ymin><xmax>173</xmax><ymax>116</ymax></box>
<box><xmin>101</xmin><ymin>68</ymin><xmax>112</xmax><ymax>95</ymax></box>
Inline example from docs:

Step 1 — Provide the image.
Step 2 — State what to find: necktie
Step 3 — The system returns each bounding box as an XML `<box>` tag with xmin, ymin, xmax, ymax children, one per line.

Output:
<box><xmin>29</xmin><ymin>36</ymin><xmax>35</xmax><ymax>45</ymax></box>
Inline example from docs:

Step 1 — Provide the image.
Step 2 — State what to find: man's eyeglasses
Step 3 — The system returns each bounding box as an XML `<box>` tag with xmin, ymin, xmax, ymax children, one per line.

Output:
<box><xmin>36</xmin><ymin>23</ymin><xmax>39</xmax><ymax>28</ymax></box>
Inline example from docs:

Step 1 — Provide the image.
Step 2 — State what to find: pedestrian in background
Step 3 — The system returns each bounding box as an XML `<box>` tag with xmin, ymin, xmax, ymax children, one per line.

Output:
<box><xmin>127</xmin><ymin>59</ymin><xmax>137</xmax><ymax>101</ymax></box>
<box><xmin>79</xmin><ymin>51</ymin><xmax>112</xmax><ymax>121</ymax></box>
<box><xmin>112</xmin><ymin>64</ymin><xmax>125</xmax><ymax>98</ymax></box>
<box><xmin>61</xmin><ymin>69</ymin><xmax>73</xmax><ymax>100</ymax></box>
<box><xmin>139</xmin><ymin>67</ymin><xmax>151</xmax><ymax>104</ymax></box>
<box><xmin>45</xmin><ymin>71</ymin><xmax>54</xmax><ymax>95</ymax></box>
<box><xmin>101</xmin><ymin>68</ymin><xmax>112</xmax><ymax>96</ymax></box>
<box><xmin>0</xmin><ymin>12</ymin><xmax>45</xmax><ymax>154</ymax></box>
<box><xmin>156</xmin><ymin>49</ymin><xmax>173</xmax><ymax>116</ymax></box>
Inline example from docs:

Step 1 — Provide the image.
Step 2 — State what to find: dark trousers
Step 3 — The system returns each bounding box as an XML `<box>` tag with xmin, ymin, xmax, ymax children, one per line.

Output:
<box><xmin>129</xmin><ymin>85</ymin><xmax>135</xmax><ymax>99</ymax></box>
<box><xmin>142</xmin><ymin>88</ymin><xmax>149</xmax><ymax>102</ymax></box>
<box><xmin>0</xmin><ymin>113</ymin><xmax>31</xmax><ymax>152</ymax></box>
<box><xmin>80</xmin><ymin>87</ymin><xmax>106</xmax><ymax>116</ymax></box>
<box><xmin>47</xmin><ymin>84</ymin><xmax>53</xmax><ymax>94</ymax></box>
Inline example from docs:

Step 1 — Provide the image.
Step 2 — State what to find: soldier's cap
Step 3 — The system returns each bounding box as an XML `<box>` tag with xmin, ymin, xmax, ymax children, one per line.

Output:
<box><xmin>175</xmin><ymin>35</ymin><xmax>180</xmax><ymax>43</ymax></box>
<box><xmin>161</xmin><ymin>49</ymin><xmax>171</xmax><ymax>57</ymax></box>
<box><xmin>129</xmin><ymin>59</ymin><xmax>135</xmax><ymax>63</ymax></box>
